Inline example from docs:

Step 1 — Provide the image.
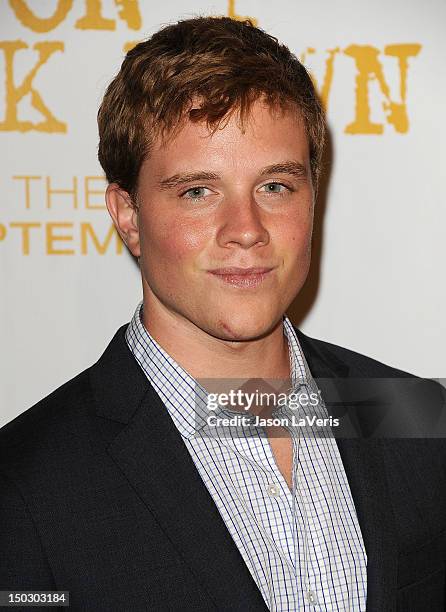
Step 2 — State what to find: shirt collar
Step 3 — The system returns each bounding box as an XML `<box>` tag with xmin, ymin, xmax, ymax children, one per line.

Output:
<box><xmin>126</xmin><ymin>301</ymin><xmax>313</xmax><ymax>439</ymax></box>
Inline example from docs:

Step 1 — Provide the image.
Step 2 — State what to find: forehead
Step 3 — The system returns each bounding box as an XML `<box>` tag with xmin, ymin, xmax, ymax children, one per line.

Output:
<box><xmin>147</xmin><ymin>100</ymin><xmax>309</xmax><ymax>172</ymax></box>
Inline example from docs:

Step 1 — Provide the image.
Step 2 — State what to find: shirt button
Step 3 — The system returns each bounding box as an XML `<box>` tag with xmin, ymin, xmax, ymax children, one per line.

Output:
<box><xmin>266</xmin><ymin>483</ymin><xmax>280</xmax><ymax>497</ymax></box>
<box><xmin>306</xmin><ymin>590</ymin><xmax>318</xmax><ymax>605</ymax></box>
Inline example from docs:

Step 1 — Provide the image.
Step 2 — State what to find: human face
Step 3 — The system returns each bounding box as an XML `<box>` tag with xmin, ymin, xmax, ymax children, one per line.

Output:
<box><xmin>134</xmin><ymin>100</ymin><xmax>314</xmax><ymax>342</ymax></box>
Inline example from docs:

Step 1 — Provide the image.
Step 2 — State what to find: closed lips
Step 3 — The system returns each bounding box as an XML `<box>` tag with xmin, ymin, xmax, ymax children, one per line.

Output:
<box><xmin>209</xmin><ymin>267</ymin><xmax>274</xmax><ymax>274</ymax></box>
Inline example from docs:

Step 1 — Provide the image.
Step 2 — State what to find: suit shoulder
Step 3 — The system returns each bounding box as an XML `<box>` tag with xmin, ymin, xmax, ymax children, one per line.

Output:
<box><xmin>296</xmin><ymin>329</ymin><xmax>416</xmax><ymax>378</ymax></box>
<box><xmin>0</xmin><ymin>367</ymin><xmax>94</xmax><ymax>466</ymax></box>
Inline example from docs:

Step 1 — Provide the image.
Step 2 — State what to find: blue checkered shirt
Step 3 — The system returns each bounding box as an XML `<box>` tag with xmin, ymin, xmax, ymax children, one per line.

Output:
<box><xmin>126</xmin><ymin>302</ymin><xmax>367</xmax><ymax>611</ymax></box>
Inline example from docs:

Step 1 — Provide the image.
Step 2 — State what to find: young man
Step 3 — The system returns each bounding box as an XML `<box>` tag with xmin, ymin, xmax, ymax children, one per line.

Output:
<box><xmin>1</xmin><ymin>16</ymin><xmax>445</xmax><ymax>612</ymax></box>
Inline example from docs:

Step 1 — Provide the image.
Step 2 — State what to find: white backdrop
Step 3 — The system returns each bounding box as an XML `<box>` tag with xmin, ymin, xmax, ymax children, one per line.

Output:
<box><xmin>1</xmin><ymin>0</ymin><xmax>445</xmax><ymax>427</ymax></box>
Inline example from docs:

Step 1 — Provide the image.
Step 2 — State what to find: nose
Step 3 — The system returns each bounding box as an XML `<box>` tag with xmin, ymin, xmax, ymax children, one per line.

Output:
<box><xmin>216</xmin><ymin>196</ymin><xmax>270</xmax><ymax>249</ymax></box>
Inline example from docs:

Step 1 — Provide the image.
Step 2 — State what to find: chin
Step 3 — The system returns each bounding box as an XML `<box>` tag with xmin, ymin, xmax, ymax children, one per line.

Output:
<box><xmin>207</xmin><ymin>309</ymin><xmax>282</xmax><ymax>342</ymax></box>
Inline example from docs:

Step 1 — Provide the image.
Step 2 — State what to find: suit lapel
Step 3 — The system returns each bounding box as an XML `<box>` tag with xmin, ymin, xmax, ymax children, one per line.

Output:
<box><xmin>296</xmin><ymin>329</ymin><xmax>398</xmax><ymax>611</ymax></box>
<box><xmin>91</xmin><ymin>326</ymin><xmax>267</xmax><ymax>611</ymax></box>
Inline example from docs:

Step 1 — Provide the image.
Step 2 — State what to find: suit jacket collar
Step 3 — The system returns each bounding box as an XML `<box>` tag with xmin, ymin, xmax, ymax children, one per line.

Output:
<box><xmin>296</xmin><ymin>327</ymin><xmax>398</xmax><ymax>611</ymax></box>
<box><xmin>91</xmin><ymin>324</ymin><xmax>398</xmax><ymax>612</ymax></box>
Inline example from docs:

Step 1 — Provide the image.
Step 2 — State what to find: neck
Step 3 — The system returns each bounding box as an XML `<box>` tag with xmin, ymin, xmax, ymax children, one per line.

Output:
<box><xmin>141</xmin><ymin>299</ymin><xmax>291</xmax><ymax>383</ymax></box>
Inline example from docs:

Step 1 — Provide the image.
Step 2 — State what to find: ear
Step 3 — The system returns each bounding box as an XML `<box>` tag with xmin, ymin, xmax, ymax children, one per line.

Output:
<box><xmin>105</xmin><ymin>184</ymin><xmax>140</xmax><ymax>257</ymax></box>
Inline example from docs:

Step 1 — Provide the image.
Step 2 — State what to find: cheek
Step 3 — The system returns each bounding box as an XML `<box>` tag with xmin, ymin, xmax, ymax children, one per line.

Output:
<box><xmin>279</xmin><ymin>213</ymin><xmax>313</xmax><ymax>257</ymax></box>
<box><xmin>176</xmin><ymin>223</ymin><xmax>210</xmax><ymax>252</ymax></box>
<box><xmin>140</xmin><ymin>214</ymin><xmax>210</xmax><ymax>269</ymax></box>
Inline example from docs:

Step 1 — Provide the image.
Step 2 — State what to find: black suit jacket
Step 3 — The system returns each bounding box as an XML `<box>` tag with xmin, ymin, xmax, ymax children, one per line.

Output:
<box><xmin>1</xmin><ymin>325</ymin><xmax>445</xmax><ymax>611</ymax></box>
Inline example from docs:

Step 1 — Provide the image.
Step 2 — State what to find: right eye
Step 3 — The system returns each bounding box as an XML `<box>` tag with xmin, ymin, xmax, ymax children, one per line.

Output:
<box><xmin>181</xmin><ymin>186</ymin><xmax>212</xmax><ymax>201</ymax></box>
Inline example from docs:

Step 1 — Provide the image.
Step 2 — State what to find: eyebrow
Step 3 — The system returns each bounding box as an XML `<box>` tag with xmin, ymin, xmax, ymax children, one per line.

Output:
<box><xmin>259</xmin><ymin>161</ymin><xmax>307</xmax><ymax>180</ymax></box>
<box><xmin>157</xmin><ymin>160</ymin><xmax>308</xmax><ymax>190</ymax></box>
<box><xmin>158</xmin><ymin>171</ymin><xmax>219</xmax><ymax>190</ymax></box>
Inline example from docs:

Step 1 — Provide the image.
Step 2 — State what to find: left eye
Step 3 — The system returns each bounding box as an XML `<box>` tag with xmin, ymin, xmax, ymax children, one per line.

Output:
<box><xmin>182</xmin><ymin>186</ymin><xmax>211</xmax><ymax>200</ymax></box>
<box><xmin>260</xmin><ymin>183</ymin><xmax>287</xmax><ymax>194</ymax></box>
